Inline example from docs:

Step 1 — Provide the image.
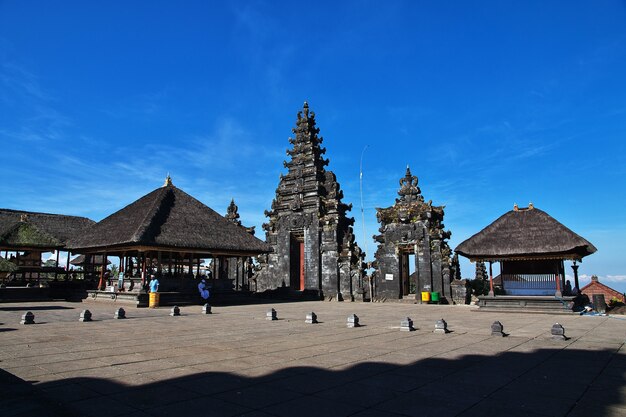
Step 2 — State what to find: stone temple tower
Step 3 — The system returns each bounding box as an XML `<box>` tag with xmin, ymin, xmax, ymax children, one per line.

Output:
<box><xmin>373</xmin><ymin>167</ymin><xmax>452</xmax><ymax>301</ymax></box>
<box><xmin>254</xmin><ymin>102</ymin><xmax>365</xmax><ymax>300</ymax></box>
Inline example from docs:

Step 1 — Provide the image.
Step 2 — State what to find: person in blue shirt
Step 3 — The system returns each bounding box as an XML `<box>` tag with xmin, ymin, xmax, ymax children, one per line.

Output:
<box><xmin>198</xmin><ymin>278</ymin><xmax>210</xmax><ymax>301</ymax></box>
<box><xmin>149</xmin><ymin>275</ymin><xmax>159</xmax><ymax>293</ymax></box>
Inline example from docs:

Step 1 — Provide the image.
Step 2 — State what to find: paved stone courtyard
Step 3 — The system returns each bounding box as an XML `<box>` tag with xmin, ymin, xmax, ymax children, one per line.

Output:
<box><xmin>0</xmin><ymin>300</ymin><xmax>624</xmax><ymax>417</ymax></box>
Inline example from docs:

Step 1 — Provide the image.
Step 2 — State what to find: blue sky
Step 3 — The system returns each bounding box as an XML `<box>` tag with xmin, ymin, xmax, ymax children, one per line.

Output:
<box><xmin>1</xmin><ymin>1</ymin><xmax>625</xmax><ymax>292</ymax></box>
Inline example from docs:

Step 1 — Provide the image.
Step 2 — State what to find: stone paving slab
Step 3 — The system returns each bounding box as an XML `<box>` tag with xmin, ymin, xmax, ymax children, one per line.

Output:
<box><xmin>0</xmin><ymin>300</ymin><xmax>625</xmax><ymax>416</ymax></box>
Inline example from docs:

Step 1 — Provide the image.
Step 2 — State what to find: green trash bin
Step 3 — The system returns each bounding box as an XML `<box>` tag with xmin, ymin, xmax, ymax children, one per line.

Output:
<box><xmin>430</xmin><ymin>291</ymin><xmax>440</xmax><ymax>303</ymax></box>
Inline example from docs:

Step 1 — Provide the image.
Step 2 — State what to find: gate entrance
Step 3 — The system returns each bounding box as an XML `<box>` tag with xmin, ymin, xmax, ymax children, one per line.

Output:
<box><xmin>289</xmin><ymin>232</ymin><xmax>305</xmax><ymax>290</ymax></box>
<box><xmin>399</xmin><ymin>251</ymin><xmax>416</xmax><ymax>297</ymax></box>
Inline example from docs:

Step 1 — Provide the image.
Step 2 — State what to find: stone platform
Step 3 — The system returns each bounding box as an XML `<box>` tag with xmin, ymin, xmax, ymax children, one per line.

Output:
<box><xmin>0</xmin><ymin>301</ymin><xmax>624</xmax><ymax>416</ymax></box>
<box><xmin>477</xmin><ymin>295</ymin><xmax>576</xmax><ymax>314</ymax></box>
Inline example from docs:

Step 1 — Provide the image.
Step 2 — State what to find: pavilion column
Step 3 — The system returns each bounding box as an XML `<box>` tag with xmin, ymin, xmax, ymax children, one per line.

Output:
<box><xmin>55</xmin><ymin>250</ymin><xmax>60</xmax><ymax>280</ymax></box>
<box><xmin>236</xmin><ymin>257</ymin><xmax>240</xmax><ymax>290</ymax></box>
<box><xmin>66</xmin><ymin>251</ymin><xmax>71</xmax><ymax>277</ymax></box>
<box><xmin>555</xmin><ymin>263</ymin><xmax>562</xmax><ymax>297</ymax></box>
<box><xmin>488</xmin><ymin>261</ymin><xmax>495</xmax><ymax>297</ymax></box>
<box><xmin>98</xmin><ymin>253</ymin><xmax>108</xmax><ymax>290</ymax></box>
<box><xmin>141</xmin><ymin>253</ymin><xmax>147</xmax><ymax>286</ymax></box>
<box><xmin>188</xmin><ymin>255</ymin><xmax>193</xmax><ymax>278</ymax></box>
<box><xmin>572</xmin><ymin>261</ymin><xmax>580</xmax><ymax>291</ymax></box>
<box><xmin>197</xmin><ymin>258</ymin><xmax>201</xmax><ymax>277</ymax></box>
<box><xmin>414</xmin><ymin>243</ymin><xmax>421</xmax><ymax>302</ymax></box>
<box><xmin>157</xmin><ymin>251</ymin><xmax>162</xmax><ymax>277</ymax></box>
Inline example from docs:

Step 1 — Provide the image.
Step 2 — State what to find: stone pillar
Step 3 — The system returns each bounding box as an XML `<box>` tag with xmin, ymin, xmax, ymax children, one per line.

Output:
<box><xmin>417</xmin><ymin>225</ymin><xmax>432</xmax><ymax>294</ymax></box>
<box><xmin>339</xmin><ymin>259</ymin><xmax>351</xmax><ymax>300</ymax></box>
<box><xmin>320</xmin><ymin>224</ymin><xmax>339</xmax><ymax>298</ymax></box>
<box><xmin>430</xmin><ymin>238</ymin><xmax>443</xmax><ymax>294</ymax></box>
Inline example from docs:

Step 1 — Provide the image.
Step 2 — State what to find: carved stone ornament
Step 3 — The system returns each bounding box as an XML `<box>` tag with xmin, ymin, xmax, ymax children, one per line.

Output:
<box><xmin>289</xmin><ymin>214</ymin><xmax>305</xmax><ymax>229</ymax></box>
<box><xmin>290</xmin><ymin>195</ymin><xmax>303</xmax><ymax>211</ymax></box>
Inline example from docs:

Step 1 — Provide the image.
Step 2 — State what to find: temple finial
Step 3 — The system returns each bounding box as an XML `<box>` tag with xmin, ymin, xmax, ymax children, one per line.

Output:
<box><xmin>513</xmin><ymin>203</ymin><xmax>518</xmax><ymax>211</ymax></box>
<box><xmin>528</xmin><ymin>202</ymin><xmax>534</xmax><ymax>209</ymax></box>
<box><xmin>163</xmin><ymin>174</ymin><xmax>173</xmax><ymax>187</ymax></box>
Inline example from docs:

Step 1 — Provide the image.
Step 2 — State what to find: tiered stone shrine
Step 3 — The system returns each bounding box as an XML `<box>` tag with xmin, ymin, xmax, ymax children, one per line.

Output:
<box><xmin>254</xmin><ymin>103</ymin><xmax>365</xmax><ymax>300</ymax></box>
<box><xmin>373</xmin><ymin>167</ymin><xmax>452</xmax><ymax>301</ymax></box>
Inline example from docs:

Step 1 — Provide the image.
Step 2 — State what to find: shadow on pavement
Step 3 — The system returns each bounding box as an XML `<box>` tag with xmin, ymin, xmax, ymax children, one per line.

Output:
<box><xmin>0</xmin><ymin>305</ymin><xmax>75</xmax><ymax>312</ymax></box>
<box><xmin>2</xmin><ymin>347</ymin><xmax>624</xmax><ymax>417</ymax></box>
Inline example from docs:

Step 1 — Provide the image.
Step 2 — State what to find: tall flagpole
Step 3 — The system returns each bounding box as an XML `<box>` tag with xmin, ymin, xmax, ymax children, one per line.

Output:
<box><xmin>360</xmin><ymin>145</ymin><xmax>371</xmax><ymax>300</ymax></box>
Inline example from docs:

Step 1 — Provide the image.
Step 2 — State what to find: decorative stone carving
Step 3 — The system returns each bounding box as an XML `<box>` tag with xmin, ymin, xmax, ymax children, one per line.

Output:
<box><xmin>434</xmin><ymin>319</ymin><xmax>449</xmax><ymax>334</ymax></box>
<box><xmin>20</xmin><ymin>311</ymin><xmax>35</xmax><ymax>325</ymax></box>
<box><xmin>253</xmin><ymin>103</ymin><xmax>365</xmax><ymax>300</ymax></box>
<box><xmin>347</xmin><ymin>314</ymin><xmax>360</xmax><ymax>328</ymax></box>
<box><xmin>373</xmin><ymin>167</ymin><xmax>453</xmax><ymax>301</ymax></box>
<box><xmin>491</xmin><ymin>321</ymin><xmax>505</xmax><ymax>337</ymax></box>
<box><xmin>400</xmin><ymin>317</ymin><xmax>415</xmax><ymax>332</ymax></box>
<box><xmin>266</xmin><ymin>308</ymin><xmax>278</xmax><ymax>321</ymax></box>
<box><xmin>305</xmin><ymin>312</ymin><xmax>318</xmax><ymax>324</ymax></box>
<box><xmin>114</xmin><ymin>308</ymin><xmax>126</xmax><ymax>319</ymax></box>
<box><xmin>551</xmin><ymin>323</ymin><xmax>566</xmax><ymax>340</ymax></box>
<box><xmin>79</xmin><ymin>310</ymin><xmax>92</xmax><ymax>322</ymax></box>
<box><xmin>170</xmin><ymin>306</ymin><xmax>181</xmax><ymax>316</ymax></box>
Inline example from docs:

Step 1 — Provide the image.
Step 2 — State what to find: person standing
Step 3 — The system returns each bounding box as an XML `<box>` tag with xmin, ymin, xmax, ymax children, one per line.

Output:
<box><xmin>149</xmin><ymin>274</ymin><xmax>159</xmax><ymax>293</ymax></box>
<box><xmin>198</xmin><ymin>277</ymin><xmax>210</xmax><ymax>301</ymax></box>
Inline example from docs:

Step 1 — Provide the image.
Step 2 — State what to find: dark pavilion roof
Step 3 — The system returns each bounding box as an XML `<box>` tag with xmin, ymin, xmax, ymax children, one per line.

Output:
<box><xmin>0</xmin><ymin>209</ymin><xmax>95</xmax><ymax>250</ymax></box>
<box><xmin>67</xmin><ymin>178</ymin><xmax>270</xmax><ymax>256</ymax></box>
<box><xmin>70</xmin><ymin>254</ymin><xmax>110</xmax><ymax>266</ymax></box>
<box><xmin>455</xmin><ymin>205</ymin><xmax>597</xmax><ymax>261</ymax></box>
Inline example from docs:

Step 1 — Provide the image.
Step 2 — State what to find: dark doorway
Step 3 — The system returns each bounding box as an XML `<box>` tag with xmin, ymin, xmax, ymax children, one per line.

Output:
<box><xmin>289</xmin><ymin>232</ymin><xmax>304</xmax><ymax>290</ymax></box>
<box><xmin>400</xmin><ymin>251</ymin><xmax>416</xmax><ymax>297</ymax></box>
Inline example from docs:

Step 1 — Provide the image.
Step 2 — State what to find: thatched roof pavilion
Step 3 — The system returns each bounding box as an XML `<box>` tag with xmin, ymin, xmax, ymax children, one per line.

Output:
<box><xmin>0</xmin><ymin>209</ymin><xmax>95</xmax><ymax>281</ymax></box>
<box><xmin>455</xmin><ymin>204</ymin><xmax>596</xmax><ymax>297</ymax></box>
<box><xmin>67</xmin><ymin>177</ymin><xmax>270</xmax><ymax>289</ymax></box>
<box><xmin>456</xmin><ymin>204</ymin><xmax>596</xmax><ymax>262</ymax></box>
<box><xmin>0</xmin><ymin>209</ymin><xmax>94</xmax><ymax>251</ymax></box>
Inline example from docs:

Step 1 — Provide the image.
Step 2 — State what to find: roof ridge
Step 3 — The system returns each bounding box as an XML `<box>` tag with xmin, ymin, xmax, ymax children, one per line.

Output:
<box><xmin>131</xmin><ymin>186</ymin><xmax>169</xmax><ymax>242</ymax></box>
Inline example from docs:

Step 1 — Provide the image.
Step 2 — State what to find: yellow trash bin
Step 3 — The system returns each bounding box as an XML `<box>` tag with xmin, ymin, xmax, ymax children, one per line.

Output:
<box><xmin>149</xmin><ymin>292</ymin><xmax>160</xmax><ymax>308</ymax></box>
<box><xmin>421</xmin><ymin>291</ymin><xmax>431</xmax><ymax>303</ymax></box>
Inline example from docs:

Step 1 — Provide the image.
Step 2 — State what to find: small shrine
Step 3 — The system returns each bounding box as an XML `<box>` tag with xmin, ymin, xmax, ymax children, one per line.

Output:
<box><xmin>222</xmin><ymin>199</ymin><xmax>255</xmax><ymax>291</ymax></box>
<box><xmin>254</xmin><ymin>102</ymin><xmax>365</xmax><ymax>300</ymax></box>
<box><xmin>373</xmin><ymin>167</ymin><xmax>452</xmax><ymax>301</ymax></box>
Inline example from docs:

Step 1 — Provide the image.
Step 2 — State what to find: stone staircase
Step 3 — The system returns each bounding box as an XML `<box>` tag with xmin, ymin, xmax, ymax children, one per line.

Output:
<box><xmin>477</xmin><ymin>295</ymin><xmax>575</xmax><ymax>314</ymax></box>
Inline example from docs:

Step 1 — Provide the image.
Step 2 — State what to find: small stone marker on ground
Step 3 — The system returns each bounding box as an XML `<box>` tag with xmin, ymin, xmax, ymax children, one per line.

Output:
<box><xmin>400</xmin><ymin>317</ymin><xmax>415</xmax><ymax>331</ymax></box>
<box><xmin>434</xmin><ymin>319</ymin><xmax>449</xmax><ymax>334</ymax></box>
<box><xmin>347</xmin><ymin>314</ymin><xmax>360</xmax><ymax>328</ymax></box>
<box><xmin>20</xmin><ymin>311</ymin><xmax>35</xmax><ymax>325</ymax></box>
<box><xmin>114</xmin><ymin>308</ymin><xmax>126</xmax><ymax>319</ymax></box>
<box><xmin>170</xmin><ymin>306</ymin><xmax>180</xmax><ymax>316</ymax></box>
<box><xmin>491</xmin><ymin>321</ymin><xmax>505</xmax><ymax>337</ymax></box>
<box><xmin>202</xmin><ymin>304</ymin><xmax>212</xmax><ymax>314</ymax></box>
<box><xmin>551</xmin><ymin>323</ymin><xmax>566</xmax><ymax>340</ymax></box>
<box><xmin>267</xmin><ymin>308</ymin><xmax>277</xmax><ymax>320</ymax></box>
<box><xmin>305</xmin><ymin>312</ymin><xmax>318</xmax><ymax>324</ymax></box>
<box><xmin>79</xmin><ymin>310</ymin><xmax>92</xmax><ymax>322</ymax></box>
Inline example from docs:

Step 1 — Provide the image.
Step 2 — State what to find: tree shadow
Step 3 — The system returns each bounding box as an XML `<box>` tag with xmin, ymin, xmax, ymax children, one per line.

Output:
<box><xmin>2</xmin><ymin>347</ymin><xmax>623</xmax><ymax>417</ymax></box>
<box><xmin>0</xmin><ymin>305</ymin><xmax>75</xmax><ymax>311</ymax></box>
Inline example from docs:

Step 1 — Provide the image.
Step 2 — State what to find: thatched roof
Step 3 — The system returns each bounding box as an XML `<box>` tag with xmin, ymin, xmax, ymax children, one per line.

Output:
<box><xmin>0</xmin><ymin>209</ymin><xmax>95</xmax><ymax>250</ymax></box>
<box><xmin>67</xmin><ymin>180</ymin><xmax>270</xmax><ymax>256</ymax></box>
<box><xmin>455</xmin><ymin>205</ymin><xmax>597</xmax><ymax>261</ymax></box>
<box><xmin>70</xmin><ymin>254</ymin><xmax>110</xmax><ymax>266</ymax></box>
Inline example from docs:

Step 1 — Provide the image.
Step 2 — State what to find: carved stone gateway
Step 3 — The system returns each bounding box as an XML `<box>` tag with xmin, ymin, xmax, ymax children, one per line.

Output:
<box><xmin>373</xmin><ymin>167</ymin><xmax>452</xmax><ymax>301</ymax></box>
<box><xmin>254</xmin><ymin>103</ymin><xmax>365</xmax><ymax>300</ymax></box>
